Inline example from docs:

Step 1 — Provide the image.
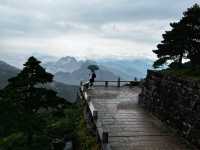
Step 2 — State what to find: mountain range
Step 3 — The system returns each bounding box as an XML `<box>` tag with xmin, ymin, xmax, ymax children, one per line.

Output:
<box><xmin>0</xmin><ymin>56</ymin><xmax>153</xmax><ymax>101</ymax></box>
<box><xmin>43</xmin><ymin>56</ymin><xmax>153</xmax><ymax>85</ymax></box>
<box><xmin>96</xmin><ymin>58</ymin><xmax>153</xmax><ymax>80</ymax></box>
<box><xmin>43</xmin><ymin>56</ymin><xmax>82</xmax><ymax>73</ymax></box>
<box><xmin>0</xmin><ymin>60</ymin><xmax>79</xmax><ymax>103</ymax></box>
<box><xmin>0</xmin><ymin>61</ymin><xmax>20</xmax><ymax>89</ymax></box>
<box><xmin>54</xmin><ymin>60</ymin><xmax>118</xmax><ymax>85</ymax></box>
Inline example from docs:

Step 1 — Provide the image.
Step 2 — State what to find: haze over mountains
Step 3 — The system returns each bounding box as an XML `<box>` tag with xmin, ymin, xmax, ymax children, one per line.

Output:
<box><xmin>1</xmin><ymin>52</ymin><xmax>153</xmax><ymax>82</ymax></box>
<box><xmin>96</xmin><ymin>58</ymin><xmax>153</xmax><ymax>80</ymax></box>
<box><xmin>53</xmin><ymin>60</ymin><xmax>118</xmax><ymax>85</ymax></box>
<box><xmin>0</xmin><ymin>61</ymin><xmax>20</xmax><ymax>89</ymax></box>
<box><xmin>0</xmin><ymin>55</ymin><xmax>153</xmax><ymax>101</ymax></box>
<box><xmin>0</xmin><ymin>60</ymin><xmax>78</xmax><ymax>103</ymax></box>
<box><xmin>43</xmin><ymin>56</ymin><xmax>153</xmax><ymax>85</ymax></box>
<box><xmin>43</xmin><ymin>56</ymin><xmax>82</xmax><ymax>73</ymax></box>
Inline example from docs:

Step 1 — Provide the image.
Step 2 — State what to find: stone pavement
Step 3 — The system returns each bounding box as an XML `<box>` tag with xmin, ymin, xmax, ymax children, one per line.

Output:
<box><xmin>86</xmin><ymin>86</ymin><xmax>190</xmax><ymax>150</ymax></box>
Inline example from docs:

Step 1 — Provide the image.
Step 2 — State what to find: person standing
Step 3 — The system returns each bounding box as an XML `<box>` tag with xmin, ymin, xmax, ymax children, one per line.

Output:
<box><xmin>87</xmin><ymin>64</ymin><xmax>99</xmax><ymax>87</ymax></box>
<box><xmin>89</xmin><ymin>71</ymin><xmax>96</xmax><ymax>87</ymax></box>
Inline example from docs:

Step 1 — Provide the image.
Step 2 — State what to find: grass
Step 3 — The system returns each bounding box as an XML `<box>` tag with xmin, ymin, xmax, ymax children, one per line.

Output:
<box><xmin>65</xmin><ymin>103</ymin><xmax>100</xmax><ymax>150</ymax></box>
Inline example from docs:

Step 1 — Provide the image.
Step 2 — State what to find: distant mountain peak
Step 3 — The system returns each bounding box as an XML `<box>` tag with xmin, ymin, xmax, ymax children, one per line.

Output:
<box><xmin>0</xmin><ymin>60</ymin><xmax>10</xmax><ymax>65</ymax></box>
<box><xmin>43</xmin><ymin>57</ymin><xmax>153</xmax><ymax>84</ymax></box>
<box><xmin>0</xmin><ymin>60</ymin><xmax>20</xmax><ymax>89</ymax></box>
<box><xmin>0</xmin><ymin>60</ymin><xmax>19</xmax><ymax>71</ymax></box>
<box><xmin>43</xmin><ymin>56</ymin><xmax>81</xmax><ymax>73</ymax></box>
<box><xmin>58</xmin><ymin>56</ymin><xmax>77</xmax><ymax>63</ymax></box>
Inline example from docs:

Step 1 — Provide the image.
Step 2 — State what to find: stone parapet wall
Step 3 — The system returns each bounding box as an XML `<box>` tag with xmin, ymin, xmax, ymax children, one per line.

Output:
<box><xmin>139</xmin><ymin>70</ymin><xmax>200</xmax><ymax>148</ymax></box>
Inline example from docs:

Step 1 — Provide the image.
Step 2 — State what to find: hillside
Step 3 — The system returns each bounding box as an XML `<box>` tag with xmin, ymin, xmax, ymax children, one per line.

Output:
<box><xmin>45</xmin><ymin>82</ymin><xmax>79</xmax><ymax>103</ymax></box>
<box><xmin>43</xmin><ymin>56</ymin><xmax>153</xmax><ymax>84</ymax></box>
<box><xmin>97</xmin><ymin>58</ymin><xmax>153</xmax><ymax>79</ymax></box>
<box><xmin>0</xmin><ymin>61</ymin><xmax>20</xmax><ymax>89</ymax></box>
<box><xmin>55</xmin><ymin>60</ymin><xmax>118</xmax><ymax>85</ymax></box>
<box><xmin>0</xmin><ymin>60</ymin><xmax>78</xmax><ymax>103</ymax></box>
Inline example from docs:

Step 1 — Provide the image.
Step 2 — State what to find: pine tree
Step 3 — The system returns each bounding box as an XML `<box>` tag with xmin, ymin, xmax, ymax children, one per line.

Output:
<box><xmin>153</xmin><ymin>3</ymin><xmax>200</xmax><ymax>68</ymax></box>
<box><xmin>0</xmin><ymin>57</ymin><xmax>67</xmax><ymax>145</ymax></box>
<box><xmin>181</xmin><ymin>4</ymin><xmax>200</xmax><ymax>65</ymax></box>
<box><xmin>153</xmin><ymin>19</ymin><xmax>188</xmax><ymax>68</ymax></box>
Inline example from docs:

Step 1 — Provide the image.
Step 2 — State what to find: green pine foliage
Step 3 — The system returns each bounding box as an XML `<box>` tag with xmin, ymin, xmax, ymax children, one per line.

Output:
<box><xmin>0</xmin><ymin>57</ymin><xmax>99</xmax><ymax>150</ymax></box>
<box><xmin>153</xmin><ymin>3</ymin><xmax>200</xmax><ymax>68</ymax></box>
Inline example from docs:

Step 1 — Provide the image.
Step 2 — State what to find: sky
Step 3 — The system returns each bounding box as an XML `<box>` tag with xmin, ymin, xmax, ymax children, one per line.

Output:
<box><xmin>0</xmin><ymin>0</ymin><xmax>199</xmax><ymax>61</ymax></box>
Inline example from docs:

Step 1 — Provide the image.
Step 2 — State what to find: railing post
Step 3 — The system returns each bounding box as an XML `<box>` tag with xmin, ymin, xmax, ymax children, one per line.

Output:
<box><xmin>93</xmin><ymin>110</ymin><xmax>98</xmax><ymax>121</ymax></box>
<box><xmin>102</xmin><ymin>132</ymin><xmax>108</xmax><ymax>144</ymax></box>
<box><xmin>117</xmin><ymin>77</ymin><xmax>120</xmax><ymax>87</ymax></box>
<box><xmin>87</xmin><ymin>95</ymin><xmax>91</xmax><ymax>102</ymax></box>
<box><xmin>105</xmin><ymin>81</ymin><xmax>108</xmax><ymax>87</ymax></box>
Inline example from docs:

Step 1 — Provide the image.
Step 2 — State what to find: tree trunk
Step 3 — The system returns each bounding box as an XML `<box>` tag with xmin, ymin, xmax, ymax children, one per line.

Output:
<box><xmin>178</xmin><ymin>53</ymin><xmax>183</xmax><ymax>65</ymax></box>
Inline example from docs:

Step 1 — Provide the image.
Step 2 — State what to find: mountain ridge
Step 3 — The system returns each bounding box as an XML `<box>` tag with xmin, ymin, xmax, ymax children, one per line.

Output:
<box><xmin>43</xmin><ymin>56</ymin><xmax>153</xmax><ymax>84</ymax></box>
<box><xmin>54</xmin><ymin>60</ymin><xmax>119</xmax><ymax>85</ymax></box>
<box><xmin>43</xmin><ymin>56</ymin><xmax>82</xmax><ymax>73</ymax></box>
<box><xmin>0</xmin><ymin>60</ymin><xmax>20</xmax><ymax>89</ymax></box>
<box><xmin>0</xmin><ymin>60</ymin><xmax>78</xmax><ymax>103</ymax></box>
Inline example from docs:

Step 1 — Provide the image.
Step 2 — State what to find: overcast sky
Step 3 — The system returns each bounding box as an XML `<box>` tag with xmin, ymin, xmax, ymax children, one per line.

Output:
<box><xmin>0</xmin><ymin>0</ymin><xmax>199</xmax><ymax>60</ymax></box>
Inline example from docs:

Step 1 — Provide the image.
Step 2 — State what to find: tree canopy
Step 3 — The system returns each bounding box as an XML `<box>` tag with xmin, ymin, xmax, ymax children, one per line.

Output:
<box><xmin>0</xmin><ymin>56</ymin><xmax>68</xmax><ymax>148</ymax></box>
<box><xmin>153</xmin><ymin>4</ymin><xmax>200</xmax><ymax>68</ymax></box>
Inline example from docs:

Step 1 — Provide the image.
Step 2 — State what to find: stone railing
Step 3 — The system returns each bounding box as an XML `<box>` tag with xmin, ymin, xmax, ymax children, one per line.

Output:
<box><xmin>139</xmin><ymin>70</ymin><xmax>200</xmax><ymax>149</ymax></box>
<box><xmin>80</xmin><ymin>80</ymin><xmax>140</xmax><ymax>150</ymax></box>
<box><xmin>80</xmin><ymin>79</ymin><xmax>140</xmax><ymax>89</ymax></box>
<box><xmin>79</xmin><ymin>84</ymin><xmax>111</xmax><ymax>150</ymax></box>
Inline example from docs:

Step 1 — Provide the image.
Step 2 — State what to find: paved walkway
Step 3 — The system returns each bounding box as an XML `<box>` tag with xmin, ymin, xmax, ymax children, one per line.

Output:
<box><xmin>86</xmin><ymin>86</ymin><xmax>189</xmax><ymax>150</ymax></box>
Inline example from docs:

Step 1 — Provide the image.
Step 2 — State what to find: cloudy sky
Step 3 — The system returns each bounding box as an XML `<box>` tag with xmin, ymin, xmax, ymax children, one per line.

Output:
<box><xmin>0</xmin><ymin>0</ymin><xmax>199</xmax><ymax>61</ymax></box>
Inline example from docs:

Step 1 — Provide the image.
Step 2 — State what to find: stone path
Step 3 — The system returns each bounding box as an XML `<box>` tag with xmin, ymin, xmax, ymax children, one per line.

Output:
<box><xmin>86</xmin><ymin>86</ymin><xmax>189</xmax><ymax>150</ymax></box>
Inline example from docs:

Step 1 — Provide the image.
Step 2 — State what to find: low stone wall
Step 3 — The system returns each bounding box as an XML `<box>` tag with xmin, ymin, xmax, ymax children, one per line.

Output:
<box><xmin>139</xmin><ymin>70</ymin><xmax>200</xmax><ymax>148</ymax></box>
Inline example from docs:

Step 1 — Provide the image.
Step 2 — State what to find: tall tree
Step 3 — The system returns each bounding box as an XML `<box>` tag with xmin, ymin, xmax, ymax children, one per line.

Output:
<box><xmin>181</xmin><ymin>3</ymin><xmax>200</xmax><ymax>65</ymax></box>
<box><xmin>153</xmin><ymin>3</ymin><xmax>200</xmax><ymax>68</ymax></box>
<box><xmin>0</xmin><ymin>57</ymin><xmax>67</xmax><ymax>145</ymax></box>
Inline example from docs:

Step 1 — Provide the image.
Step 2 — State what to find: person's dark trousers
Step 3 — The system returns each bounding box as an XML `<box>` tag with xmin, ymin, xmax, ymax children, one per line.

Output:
<box><xmin>90</xmin><ymin>79</ymin><xmax>94</xmax><ymax>87</ymax></box>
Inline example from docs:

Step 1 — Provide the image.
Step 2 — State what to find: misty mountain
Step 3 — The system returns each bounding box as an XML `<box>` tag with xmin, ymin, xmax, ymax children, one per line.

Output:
<box><xmin>43</xmin><ymin>56</ymin><xmax>153</xmax><ymax>85</ymax></box>
<box><xmin>96</xmin><ymin>58</ymin><xmax>153</xmax><ymax>79</ymax></box>
<box><xmin>43</xmin><ymin>56</ymin><xmax>82</xmax><ymax>73</ymax></box>
<box><xmin>40</xmin><ymin>82</ymin><xmax>79</xmax><ymax>103</ymax></box>
<box><xmin>54</xmin><ymin>60</ymin><xmax>119</xmax><ymax>85</ymax></box>
<box><xmin>0</xmin><ymin>52</ymin><xmax>59</xmax><ymax>69</ymax></box>
<box><xmin>0</xmin><ymin>61</ymin><xmax>20</xmax><ymax>89</ymax></box>
<box><xmin>31</xmin><ymin>52</ymin><xmax>58</xmax><ymax>62</ymax></box>
<box><xmin>0</xmin><ymin>60</ymin><xmax>78</xmax><ymax>103</ymax></box>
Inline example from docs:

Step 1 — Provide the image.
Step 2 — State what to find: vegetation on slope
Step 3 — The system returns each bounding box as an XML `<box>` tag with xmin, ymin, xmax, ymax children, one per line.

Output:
<box><xmin>160</xmin><ymin>66</ymin><xmax>200</xmax><ymax>80</ymax></box>
<box><xmin>0</xmin><ymin>57</ymin><xmax>99</xmax><ymax>150</ymax></box>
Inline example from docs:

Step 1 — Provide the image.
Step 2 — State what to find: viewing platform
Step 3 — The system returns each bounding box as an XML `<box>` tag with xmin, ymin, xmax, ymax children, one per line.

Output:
<box><xmin>80</xmin><ymin>81</ymin><xmax>190</xmax><ymax>150</ymax></box>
